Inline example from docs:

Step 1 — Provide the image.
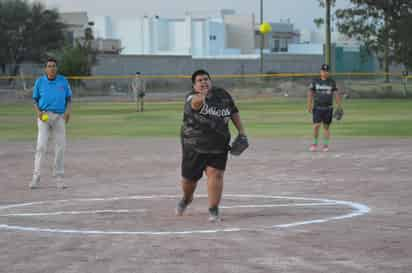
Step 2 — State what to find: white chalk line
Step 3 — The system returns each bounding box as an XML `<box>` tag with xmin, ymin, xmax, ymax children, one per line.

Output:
<box><xmin>0</xmin><ymin>209</ymin><xmax>148</xmax><ymax>217</ymax></box>
<box><xmin>0</xmin><ymin>194</ymin><xmax>370</xmax><ymax>235</ymax></box>
<box><xmin>0</xmin><ymin>202</ymin><xmax>337</xmax><ymax>217</ymax></box>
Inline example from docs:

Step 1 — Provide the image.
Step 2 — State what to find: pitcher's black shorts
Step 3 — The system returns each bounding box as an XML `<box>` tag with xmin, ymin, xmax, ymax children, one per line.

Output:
<box><xmin>313</xmin><ymin>107</ymin><xmax>333</xmax><ymax>125</ymax></box>
<box><xmin>181</xmin><ymin>147</ymin><xmax>228</xmax><ymax>182</ymax></box>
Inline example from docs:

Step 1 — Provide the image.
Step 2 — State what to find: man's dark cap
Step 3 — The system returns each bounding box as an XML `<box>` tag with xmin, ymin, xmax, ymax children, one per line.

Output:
<box><xmin>321</xmin><ymin>64</ymin><xmax>330</xmax><ymax>71</ymax></box>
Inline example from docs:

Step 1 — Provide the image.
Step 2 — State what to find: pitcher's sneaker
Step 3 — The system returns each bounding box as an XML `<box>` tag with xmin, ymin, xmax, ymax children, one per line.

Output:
<box><xmin>176</xmin><ymin>198</ymin><xmax>192</xmax><ymax>216</ymax></box>
<box><xmin>322</xmin><ymin>145</ymin><xmax>329</xmax><ymax>152</ymax></box>
<box><xmin>29</xmin><ymin>175</ymin><xmax>40</xmax><ymax>189</ymax></box>
<box><xmin>208</xmin><ymin>207</ymin><xmax>221</xmax><ymax>222</ymax></box>
<box><xmin>309</xmin><ymin>144</ymin><xmax>318</xmax><ymax>152</ymax></box>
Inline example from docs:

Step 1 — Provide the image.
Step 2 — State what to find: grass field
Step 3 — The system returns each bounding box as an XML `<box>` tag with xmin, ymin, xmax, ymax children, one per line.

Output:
<box><xmin>0</xmin><ymin>98</ymin><xmax>412</xmax><ymax>140</ymax></box>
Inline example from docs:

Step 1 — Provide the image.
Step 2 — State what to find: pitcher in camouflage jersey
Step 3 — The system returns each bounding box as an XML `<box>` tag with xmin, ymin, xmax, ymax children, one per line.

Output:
<box><xmin>176</xmin><ymin>70</ymin><xmax>247</xmax><ymax>222</ymax></box>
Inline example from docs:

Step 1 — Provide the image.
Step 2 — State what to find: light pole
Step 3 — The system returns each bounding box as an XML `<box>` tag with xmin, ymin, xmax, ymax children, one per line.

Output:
<box><xmin>325</xmin><ymin>0</ymin><xmax>331</xmax><ymax>67</ymax></box>
<box><xmin>260</xmin><ymin>0</ymin><xmax>264</xmax><ymax>73</ymax></box>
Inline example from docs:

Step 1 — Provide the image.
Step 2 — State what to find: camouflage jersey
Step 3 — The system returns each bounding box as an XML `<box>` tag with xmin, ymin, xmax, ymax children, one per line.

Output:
<box><xmin>181</xmin><ymin>87</ymin><xmax>239</xmax><ymax>154</ymax></box>
<box><xmin>309</xmin><ymin>78</ymin><xmax>338</xmax><ymax>108</ymax></box>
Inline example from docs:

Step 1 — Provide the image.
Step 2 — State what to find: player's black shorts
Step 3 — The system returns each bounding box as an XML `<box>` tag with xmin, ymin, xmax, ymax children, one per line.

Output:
<box><xmin>181</xmin><ymin>147</ymin><xmax>228</xmax><ymax>182</ymax></box>
<box><xmin>313</xmin><ymin>107</ymin><xmax>333</xmax><ymax>125</ymax></box>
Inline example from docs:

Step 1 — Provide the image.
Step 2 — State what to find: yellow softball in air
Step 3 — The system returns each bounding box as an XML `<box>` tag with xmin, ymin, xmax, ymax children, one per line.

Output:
<box><xmin>260</xmin><ymin>22</ymin><xmax>272</xmax><ymax>34</ymax></box>
<box><xmin>41</xmin><ymin>113</ymin><xmax>49</xmax><ymax>122</ymax></box>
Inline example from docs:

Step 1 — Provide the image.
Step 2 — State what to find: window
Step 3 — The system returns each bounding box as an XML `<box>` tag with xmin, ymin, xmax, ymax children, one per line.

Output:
<box><xmin>270</xmin><ymin>39</ymin><xmax>280</xmax><ymax>52</ymax></box>
<box><xmin>270</xmin><ymin>38</ymin><xmax>288</xmax><ymax>52</ymax></box>
<box><xmin>280</xmin><ymin>39</ymin><xmax>288</xmax><ymax>52</ymax></box>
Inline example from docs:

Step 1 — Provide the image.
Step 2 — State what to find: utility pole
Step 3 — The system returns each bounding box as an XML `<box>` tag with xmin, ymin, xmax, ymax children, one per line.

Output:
<box><xmin>260</xmin><ymin>0</ymin><xmax>264</xmax><ymax>73</ymax></box>
<box><xmin>325</xmin><ymin>0</ymin><xmax>332</xmax><ymax>67</ymax></box>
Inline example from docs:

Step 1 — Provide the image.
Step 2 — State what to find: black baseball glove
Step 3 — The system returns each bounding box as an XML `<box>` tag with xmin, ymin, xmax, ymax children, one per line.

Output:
<box><xmin>333</xmin><ymin>107</ymin><xmax>344</xmax><ymax>121</ymax></box>
<box><xmin>230</xmin><ymin>134</ymin><xmax>249</xmax><ymax>156</ymax></box>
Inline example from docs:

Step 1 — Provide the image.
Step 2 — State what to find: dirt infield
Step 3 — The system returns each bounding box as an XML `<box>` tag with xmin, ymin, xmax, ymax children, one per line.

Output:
<box><xmin>0</xmin><ymin>138</ymin><xmax>411</xmax><ymax>273</ymax></box>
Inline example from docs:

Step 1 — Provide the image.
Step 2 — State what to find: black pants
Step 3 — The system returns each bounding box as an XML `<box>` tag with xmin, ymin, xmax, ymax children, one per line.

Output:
<box><xmin>181</xmin><ymin>147</ymin><xmax>228</xmax><ymax>182</ymax></box>
<box><xmin>313</xmin><ymin>107</ymin><xmax>333</xmax><ymax>125</ymax></box>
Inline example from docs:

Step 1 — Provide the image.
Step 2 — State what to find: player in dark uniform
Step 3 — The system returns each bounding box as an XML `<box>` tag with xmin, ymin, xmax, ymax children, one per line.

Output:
<box><xmin>307</xmin><ymin>64</ymin><xmax>342</xmax><ymax>152</ymax></box>
<box><xmin>176</xmin><ymin>69</ymin><xmax>247</xmax><ymax>222</ymax></box>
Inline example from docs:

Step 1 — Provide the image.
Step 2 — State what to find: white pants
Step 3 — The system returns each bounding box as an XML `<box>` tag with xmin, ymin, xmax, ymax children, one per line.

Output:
<box><xmin>33</xmin><ymin>112</ymin><xmax>66</xmax><ymax>179</ymax></box>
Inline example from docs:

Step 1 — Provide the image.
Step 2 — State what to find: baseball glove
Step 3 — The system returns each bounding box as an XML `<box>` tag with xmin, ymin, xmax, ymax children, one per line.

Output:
<box><xmin>333</xmin><ymin>107</ymin><xmax>344</xmax><ymax>121</ymax></box>
<box><xmin>230</xmin><ymin>134</ymin><xmax>249</xmax><ymax>156</ymax></box>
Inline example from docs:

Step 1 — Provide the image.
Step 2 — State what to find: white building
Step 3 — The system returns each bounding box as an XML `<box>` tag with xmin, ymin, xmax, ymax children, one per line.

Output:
<box><xmin>91</xmin><ymin>10</ymin><xmax>258</xmax><ymax>57</ymax></box>
<box><xmin>88</xmin><ymin>10</ymin><xmax>342</xmax><ymax>57</ymax></box>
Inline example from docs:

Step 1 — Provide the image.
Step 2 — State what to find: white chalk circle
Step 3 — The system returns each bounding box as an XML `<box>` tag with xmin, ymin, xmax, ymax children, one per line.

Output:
<box><xmin>0</xmin><ymin>194</ymin><xmax>370</xmax><ymax>235</ymax></box>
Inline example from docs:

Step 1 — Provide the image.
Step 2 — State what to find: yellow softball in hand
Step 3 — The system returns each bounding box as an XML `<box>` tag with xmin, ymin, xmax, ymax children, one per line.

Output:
<box><xmin>41</xmin><ymin>113</ymin><xmax>49</xmax><ymax>122</ymax></box>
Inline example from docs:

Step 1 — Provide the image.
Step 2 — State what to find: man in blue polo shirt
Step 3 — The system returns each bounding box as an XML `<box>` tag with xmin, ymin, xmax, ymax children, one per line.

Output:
<box><xmin>30</xmin><ymin>58</ymin><xmax>72</xmax><ymax>189</ymax></box>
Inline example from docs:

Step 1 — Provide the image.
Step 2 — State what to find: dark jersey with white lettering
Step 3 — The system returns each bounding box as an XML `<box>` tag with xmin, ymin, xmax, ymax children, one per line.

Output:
<box><xmin>309</xmin><ymin>78</ymin><xmax>338</xmax><ymax>108</ymax></box>
<box><xmin>181</xmin><ymin>87</ymin><xmax>239</xmax><ymax>154</ymax></box>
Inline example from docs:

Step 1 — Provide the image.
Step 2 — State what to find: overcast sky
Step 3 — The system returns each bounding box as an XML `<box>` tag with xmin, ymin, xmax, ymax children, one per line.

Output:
<box><xmin>31</xmin><ymin>0</ymin><xmax>351</xmax><ymax>31</ymax></box>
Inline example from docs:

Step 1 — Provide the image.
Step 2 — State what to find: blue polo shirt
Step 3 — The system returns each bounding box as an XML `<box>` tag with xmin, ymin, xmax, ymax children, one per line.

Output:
<box><xmin>32</xmin><ymin>75</ymin><xmax>72</xmax><ymax>114</ymax></box>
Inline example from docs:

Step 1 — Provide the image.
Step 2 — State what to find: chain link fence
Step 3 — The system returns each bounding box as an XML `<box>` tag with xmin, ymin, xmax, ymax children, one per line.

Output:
<box><xmin>1</xmin><ymin>73</ymin><xmax>411</xmax><ymax>103</ymax></box>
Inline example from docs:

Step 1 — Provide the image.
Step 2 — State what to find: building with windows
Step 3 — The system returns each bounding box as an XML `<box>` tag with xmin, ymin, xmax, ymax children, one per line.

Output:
<box><xmin>91</xmin><ymin>11</ymin><xmax>303</xmax><ymax>57</ymax></box>
<box><xmin>254</xmin><ymin>20</ymin><xmax>300</xmax><ymax>53</ymax></box>
<box><xmin>92</xmin><ymin>10</ymin><xmax>235</xmax><ymax>56</ymax></box>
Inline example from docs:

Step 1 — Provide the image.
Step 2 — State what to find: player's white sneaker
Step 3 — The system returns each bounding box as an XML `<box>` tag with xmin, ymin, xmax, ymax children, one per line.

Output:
<box><xmin>322</xmin><ymin>145</ymin><xmax>329</xmax><ymax>152</ymax></box>
<box><xmin>310</xmin><ymin>144</ymin><xmax>317</xmax><ymax>152</ymax></box>
<box><xmin>29</xmin><ymin>175</ymin><xmax>40</xmax><ymax>189</ymax></box>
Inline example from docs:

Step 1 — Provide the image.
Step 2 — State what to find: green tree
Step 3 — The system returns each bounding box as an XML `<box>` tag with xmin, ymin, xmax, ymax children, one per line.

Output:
<box><xmin>0</xmin><ymin>0</ymin><xmax>66</xmax><ymax>75</ymax></box>
<box><xmin>390</xmin><ymin>1</ymin><xmax>412</xmax><ymax>71</ymax></box>
<box><xmin>335</xmin><ymin>0</ymin><xmax>412</xmax><ymax>80</ymax></box>
<box><xmin>313</xmin><ymin>18</ymin><xmax>325</xmax><ymax>29</ymax></box>
<box><xmin>58</xmin><ymin>25</ymin><xmax>97</xmax><ymax>77</ymax></box>
<box><xmin>58</xmin><ymin>46</ymin><xmax>91</xmax><ymax>77</ymax></box>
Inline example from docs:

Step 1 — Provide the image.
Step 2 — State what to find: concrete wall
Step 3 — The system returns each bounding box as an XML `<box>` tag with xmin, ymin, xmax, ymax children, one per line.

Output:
<box><xmin>1</xmin><ymin>54</ymin><xmax>322</xmax><ymax>77</ymax></box>
<box><xmin>92</xmin><ymin>55</ymin><xmax>194</xmax><ymax>75</ymax></box>
<box><xmin>263</xmin><ymin>54</ymin><xmax>322</xmax><ymax>73</ymax></box>
<box><xmin>92</xmin><ymin>53</ymin><xmax>323</xmax><ymax>75</ymax></box>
